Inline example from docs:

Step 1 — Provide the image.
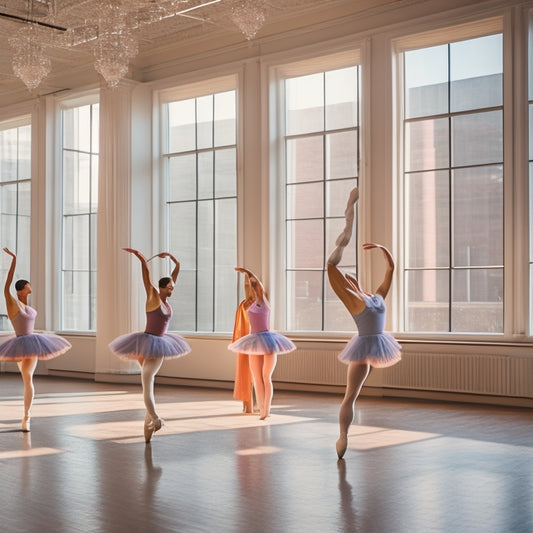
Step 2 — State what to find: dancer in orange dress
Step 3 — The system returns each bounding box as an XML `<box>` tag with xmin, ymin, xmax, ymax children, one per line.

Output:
<box><xmin>232</xmin><ymin>274</ymin><xmax>254</xmax><ymax>413</ymax></box>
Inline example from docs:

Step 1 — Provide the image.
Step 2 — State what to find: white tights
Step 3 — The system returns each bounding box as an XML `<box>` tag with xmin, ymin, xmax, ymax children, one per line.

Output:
<box><xmin>17</xmin><ymin>356</ymin><xmax>38</xmax><ymax>422</ymax></box>
<box><xmin>139</xmin><ymin>357</ymin><xmax>164</xmax><ymax>422</ymax></box>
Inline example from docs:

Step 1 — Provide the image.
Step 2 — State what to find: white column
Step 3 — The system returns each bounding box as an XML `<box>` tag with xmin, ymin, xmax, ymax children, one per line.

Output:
<box><xmin>95</xmin><ymin>81</ymin><xmax>141</xmax><ymax>376</ymax></box>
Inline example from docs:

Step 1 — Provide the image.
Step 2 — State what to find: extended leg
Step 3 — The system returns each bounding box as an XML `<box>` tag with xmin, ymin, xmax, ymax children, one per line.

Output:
<box><xmin>337</xmin><ymin>362</ymin><xmax>371</xmax><ymax>459</ymax></box>
<box><xmin>17</xmin><ymin>356</ymin><xmax>39</xmax><ymax>432</ymax></box>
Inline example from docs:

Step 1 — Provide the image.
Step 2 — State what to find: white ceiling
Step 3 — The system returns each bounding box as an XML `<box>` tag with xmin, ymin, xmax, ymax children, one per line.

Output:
<box><xmin>0</xmin><ymin>0</ymin><xmax>416</xmax><ymax>106</ymax></box>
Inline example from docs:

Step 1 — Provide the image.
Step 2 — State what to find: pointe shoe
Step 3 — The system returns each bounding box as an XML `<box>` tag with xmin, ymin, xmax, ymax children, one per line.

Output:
<box><xmin>336</xmin><ymin>435</ymin><xmax>348</xmax><ymax>459</ymax></box>
<box><xmin>144</xmin><ymin>417</ymin><xmax>163</xmax><ymax>443</ymax></box>
<box><xmin>21</xmin><ymin>417</ymin><xmax>30</xmax><ymax>432</ymax></box>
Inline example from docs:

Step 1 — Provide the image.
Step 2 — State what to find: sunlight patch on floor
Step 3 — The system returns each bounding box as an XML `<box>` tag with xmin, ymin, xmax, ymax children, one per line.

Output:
<box><xmin>349</xmin><ymin>425</ymin><xmax>440</xmax><ymax>450</ymax></box>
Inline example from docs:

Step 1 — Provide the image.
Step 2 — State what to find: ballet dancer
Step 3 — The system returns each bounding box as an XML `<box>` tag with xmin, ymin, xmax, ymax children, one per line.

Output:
<box><xmin>109</xmin><ymin>248</ymin><xmax>191</xmax><ymax>443</ymax></box>
<box><xmin>327</xmin><ymin>188</ymin><xmax>401</xmax><ymax>459</ymax></box>
<box><xmin>0</xmin><ymin>247</ymin><xmax>71</xmax><ymax>431</ymax></box>
<box><xmin>228</xmin><ymin>267</ymin><xmax>296</xmax><ymax>420</ymax></box>
<box><xmin>232</xmin><ymin>274</ymin><xmax>255</xmax><ymax>413</ymax></box>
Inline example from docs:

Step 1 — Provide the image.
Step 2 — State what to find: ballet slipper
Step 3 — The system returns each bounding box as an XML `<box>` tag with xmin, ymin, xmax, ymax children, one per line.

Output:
<box><xmin>21</xmin><ymin>416</ymin><xmax>30</xmax><ymax>432</ymax></box>
<box><xmin>144</xmin><ymin>417</ymin><xmax>163</xmax><ymax>443</ymax></box>
<box><xmin>336</xmin><ymin>435</ymin><xmax>348</xmax><ymax>459</ymax></box>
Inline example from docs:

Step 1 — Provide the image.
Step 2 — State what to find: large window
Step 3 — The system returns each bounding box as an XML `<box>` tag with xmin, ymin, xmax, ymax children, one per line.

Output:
<box><xmin>61</xmin><ymin>102</ymin><xmax>99</xmax><ymax>331</ymax></box>
<box><xmin>402</xmin><ymin>33</ymin><xmax>503</xmax><ymax>333</ymax></box>
<box><xmin>284</xmin><ymin>65</ymin><xmax>360</xmax><ymax>332</ymax></box>
<box><xmin>0</xmin><ymin>120</ymin><xmax>31</xmax><ymax>331</ymax></box>
<box><xmin>162</xmin><ymin>89</ymin><xmax>237</xmax><ymax>333</ymax></box>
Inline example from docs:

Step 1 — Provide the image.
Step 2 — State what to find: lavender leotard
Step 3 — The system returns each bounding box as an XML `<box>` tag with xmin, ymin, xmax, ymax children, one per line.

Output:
<box><xmin>228</xmin><ymin>301</ymin><xmax>296</xmax><ymax>355</ymax></box>
<box><xmin>0</xmin><ymin>302</ymin><xmax>71</xmax><ymax>361</ymax></box>
<box><xmin>109</xmin><ymin>301</ymin><xmax>191</xmax><ymax>360</ymax></box>
<box><xmin>337</xmin><ymin>294</ymin><xmax>401</xmax><ymax>368</ymax></box>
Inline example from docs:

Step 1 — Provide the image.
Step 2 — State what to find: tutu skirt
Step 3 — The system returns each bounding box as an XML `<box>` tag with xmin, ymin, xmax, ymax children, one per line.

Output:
<box><xmin>228</xmin><ymin>331</ymin><xmax>296</xmax><ymax>355</ymax></box>
<box><xmin>0</xmin><ymin>333</ymin><xmax>71</xmax><ymax>362</ymax></box>
<box><xmin>338</xmin><ymin>333</ymin><xmax>401</xmax><ymax>368</ymax></box>
<box><xmin>109</xmin><ymin>331</ymin><xmax>191</xmax><ymax>360</ymax></box>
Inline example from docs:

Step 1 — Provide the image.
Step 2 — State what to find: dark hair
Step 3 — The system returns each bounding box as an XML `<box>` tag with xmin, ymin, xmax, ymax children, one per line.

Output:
<box><xmin>159</xmin><ymin>277</ymin><xmax>172</xmax><ymax>288</ymax></box>
<box><xmin>15</xmin><ymin>279</ymin><xmax>29</xmax><ymax>291</ymax></box>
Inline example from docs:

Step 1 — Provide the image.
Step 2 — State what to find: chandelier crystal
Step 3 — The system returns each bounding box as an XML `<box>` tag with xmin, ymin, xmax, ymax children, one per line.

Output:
<box><xmin>92</xmin><ymin>3</ymin><xmax>139</xmax><ymax>88</ymax></box>
<box><xmin>230</xmin><ymin>0</ymin><xmax>268</xmax><ymax>40</ymax></box>
<box><xmin>9</xmin><ymin>24</ymin><xmax>52</xmax><ymax>91</ymax></box>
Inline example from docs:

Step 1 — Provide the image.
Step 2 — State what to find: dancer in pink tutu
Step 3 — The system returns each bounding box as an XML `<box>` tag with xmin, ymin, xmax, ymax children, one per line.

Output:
<box><xmin>0</xmin><ymin>248</ymin><xmax>71</xmax><ymax>432</ymax></box>
<box><xmin>228</xmin><ymin>267</ymin><xmax>296</xmax><ymax>420</ymax></box>
<box><xmin>327</xmin><ymin>188</ymin><xmax>401</xmax><ymax>459</ymax></box>
<box><xmin>109</xmin><ymin>248</ymin><xmax>191</xmax><ymax>443</ymax></box>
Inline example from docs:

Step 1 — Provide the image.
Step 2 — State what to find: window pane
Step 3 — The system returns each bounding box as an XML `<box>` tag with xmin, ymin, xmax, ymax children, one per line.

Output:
<box><xmin>405</xmin><ymin>45</ymin><xmax>448</xmax><ymax>119</ymax></box>
<box><xmin>214</xmin><ymin>198</ymin><xmax>237</xmax><ymax>332</ymax></box>
<box><xmin>324</xmin><ymin>280</ymin><xmax>357</xmax><ymax>330</ymax></box>
<box><xmin>326</xmin><ymin>130</ymin><xmax>358</xmax><ymax>180</ymax></box>
<box><xmin>198</xmin><ymin>152</ymin><xmax>213</xmax><ymax>200</ymax></box>
<box><xmin>214</xmin><ymin>148</ymin><xmax>236</xmax><ymax>197</ymax></box>
<box><xmin>452</xmin><ymin>268</ymin><xmax>503</xmax><ymax>332</ymax></box>
<box><xmin>286</xmin><ymin>219</ymin><xmax>324</xmax><ymax>269</ymax></box>
<box><xmin>286</xmin><ymin>73</ymin><xmax>324</xmax><ymax>135</ymax></box>
<box><xmin>325</xmin><ymin>179</ymin><xmax>357</xmax><ymax>218</ymax></box>
<box><xmin>405</xmin><ymin>170</ymin><xmax>449</xmax><ymax>269</ymax></box>
<box><xmin>286</xmin><ymin>270</ymin><xmax>323</xmax><ymax>330</ymax></box>
<box><xmin>405</xmin><ymin>118</ymin><xmax>449</xmax><ymax>172</ymax></box>
<box><xmin>325</xmin><ymin>67</ymin><xmax>358</xmax><ymax>130</ymax></box>
<box><xmin>63</xmin><ymin>215</ymin><xmax>90</xmax><ymax>270</ymax></box>
<box><xmin>18</xmin><ymin>125</ymin><xmax>31</xmax><ymax>180</ymax></box>
<box><xmin>171</xmin><ymin>270</ymin><xmax>196</xmax><ymax>331</ymax></box>
<box><xmin>0</xmin><ymin>128</ymin><xmax>18</xmax><ymax>182</ymax></box>
<box><xmin>450</xmin><ymin>34</ymin><xmax>503</xmax><ymax>113</ymax></box>
<box><xmin>452</xmin><ymin>111</ymin><xmax>502</xmax><ymax>167</ymax></box>
<box><xmin>214</xmin><ymin>91</ymin><xmax>236</xmax><ymax>147</ymax></box>
<box><xmin>197</xmin><ymin>94</ymin><xmax>213</xmax><ymax>150</ymax></box>
<box><xmin>286</xmin><ymin>136</ymin><xmax>324</xmax><ymax>183</ymax></box>
<box><xmin>63</xmin><ymin>106</ymin><xmax>91</xmax><ymax>152</ymax></box>
<box><xmin>62</xmin><ymin>271</ymin><xmax>90</xmax><ymax>330</ymax></box>
<box><xmin>453</xmin><ymin>166</ymin><xmax>503</xmax><ymax>267</ymax></box>
<box><xmin>405</xmin><ymin>269</ymin><xmax>450</xmax><ymax>332</ymax></box>
<box><xmin>169</xmin><ymin>154</ymin><xmax>196</xmax><ymax>202</ymax></box>
<box><xmin>287</xmin><ymin>181</ymin><xmax>324</xmax><ymax>220</ymax></box>
<box><xmin>197</xmin><ymin>200</ymin><xmax>214</xmax><ymax>331</ymax></box>
<box><xmin>168</xmin><ymin>99</ymin><xmax>196</xmax><ymax>153</ymax></box>
<box><xmin>63</xmin><ymin>151</ymin><xmax>91</xmax><ymax>215</ymax></box>
<box><xmin>168</xmin><ymin>202</ymin><xmax>196</xmax><ymax>270</ymax></box>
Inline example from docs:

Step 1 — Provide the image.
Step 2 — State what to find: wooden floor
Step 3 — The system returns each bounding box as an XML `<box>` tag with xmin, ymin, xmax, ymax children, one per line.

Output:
<box><xmin>0</xmin><ymin>374</ymin><xmax>531</xmax><ymax>533</ymax></box>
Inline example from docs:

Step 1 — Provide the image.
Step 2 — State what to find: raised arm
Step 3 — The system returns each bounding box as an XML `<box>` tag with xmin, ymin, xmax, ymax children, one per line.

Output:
<box><xmin>157</xmin><ymin>252</ymin><xmax>180</xmax><ymax>283</ymax></box>
<box><xmin>123</xmin><ymin>248</ymin><xmax>159</xmax><ymax>309</ymax></box>
<box><xmin>363</xmin><ymin>243</ymin><xmax>395</xmax><ymax>298</ymax></box>
<box><xmin>235</xmin><ymin>267</ymin><xmax>267</xmax><ymax>305</ymax></box>
<box><xmin>3</xmin><ymin>248</ymin><xmax>19</xmax><ymax>319</ymax></box>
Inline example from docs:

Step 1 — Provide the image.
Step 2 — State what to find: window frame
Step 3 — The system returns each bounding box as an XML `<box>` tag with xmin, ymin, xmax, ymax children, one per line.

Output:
<box><xmin>155</xmin><ymin>74</ymin><xmax>240</xmax><ymax>335</ymax></box>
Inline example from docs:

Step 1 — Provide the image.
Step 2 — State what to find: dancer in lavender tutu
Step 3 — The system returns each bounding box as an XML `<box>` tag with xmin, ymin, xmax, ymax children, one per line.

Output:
<box><xmin>109</xmin><ymin>248</ymin><xmax>191</xmax><ymax>443</ymax></box>
<box><xmin>0</xmin><ymin>248</ymin><xmax>71</xmax><ymax>432</ymax></box>
<box><xmin>228</xmin><ymin>267</ymin><xmax>296</xmax><ymax>420</ymax></box>
<box><xmin>327</xmin><ymin>188</ymin><xmax>401</xmax><ymax>459</ymax></box>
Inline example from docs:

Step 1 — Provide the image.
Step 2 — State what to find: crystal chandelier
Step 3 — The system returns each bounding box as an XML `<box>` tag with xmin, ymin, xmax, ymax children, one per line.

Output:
<box><xmin>92</xmin><ymin>3</ymin><xmax>139</xmax><ymax>88</ymax></box>
<box><xmin>230</xmin><ymin>0</ymin><xmax>268</xmax><ymax>40</ymax></box>
<box><xmin>9</xmin><ymin>23</ymin><xmax>52</xmax><ymax>91</ymax></box>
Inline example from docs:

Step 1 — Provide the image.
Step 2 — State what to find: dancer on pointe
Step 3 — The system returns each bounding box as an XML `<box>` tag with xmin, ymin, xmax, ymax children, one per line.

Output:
<box><xmin>109</xmin><ymin>248</ymin><xmax>191</xmax><ymax>443</ymax></box>
<box><xmin>0</xmin><ymin>247</ymin><xmax>71</xmax><ymax>432</ymax></box>
<box><xmin>327</xmin><ymin>188</ymin><xmax>401</xmax><ymax>459</ymax></box>
<box><xmin>232</xmin><ymin>274</ymin><xmax>255</xmax><ymax>414</ymax></box>
<box><xmin>228</xmin><ymin>267</ymin><xmax>296</xmax><ymax>420</ymax></box>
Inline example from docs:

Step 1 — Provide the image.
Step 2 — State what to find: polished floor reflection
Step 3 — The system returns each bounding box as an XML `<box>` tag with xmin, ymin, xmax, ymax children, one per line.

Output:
<box><xmin>1</xmin><ymin>374</ymin><xmax>532</xmax><ymax>533</ymax></box>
